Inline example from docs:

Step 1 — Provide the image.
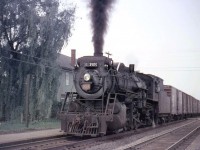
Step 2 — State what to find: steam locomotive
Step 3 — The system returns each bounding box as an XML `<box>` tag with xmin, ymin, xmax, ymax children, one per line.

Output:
<box><xmin>59</xmin><ymin>55</ymin><xmax>200</xmax><ymax>137</ymax></box>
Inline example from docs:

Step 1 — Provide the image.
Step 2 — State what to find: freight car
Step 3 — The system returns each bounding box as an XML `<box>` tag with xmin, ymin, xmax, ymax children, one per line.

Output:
<box><xmin>163</xmin><ymin>86</ymin><xmax>200</xmax><ymax>119</ymax></box>
<box><xmin>59</xmin><ymin>55</ymin><xmax>200</xmax><ymax>137</ymax></box>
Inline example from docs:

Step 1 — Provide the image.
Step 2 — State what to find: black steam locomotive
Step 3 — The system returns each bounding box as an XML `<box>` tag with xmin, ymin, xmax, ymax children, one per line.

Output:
<box><xmin>59</xmin><ymin>55</ymin><xmax>168</xmax><ymax>137</ymax></box>
<box><xmin>58</xmin><ymin>0</ymin><xmax>200</xmax><ymax>136</ymax></box>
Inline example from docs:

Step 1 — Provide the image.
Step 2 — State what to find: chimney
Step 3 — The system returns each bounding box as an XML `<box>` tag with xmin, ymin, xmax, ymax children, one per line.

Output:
<box><xmin>71</xmin><ymin>49</ymin><xmax>76</xmax><ymax>66</ymax></box>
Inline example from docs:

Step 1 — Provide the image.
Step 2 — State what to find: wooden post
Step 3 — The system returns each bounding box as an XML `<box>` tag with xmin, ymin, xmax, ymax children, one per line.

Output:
<box><xmin>25</xmin><ymin>74</ymin><xmax>30</xmax><ymax>128</ymax></box>
<box><xmin>105</xmin><ymin>51</ymin><xmax>112</xmax><ymax>58</ymax></box>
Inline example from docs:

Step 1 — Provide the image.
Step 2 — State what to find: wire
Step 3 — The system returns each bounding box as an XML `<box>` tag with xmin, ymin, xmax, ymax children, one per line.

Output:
<box><xmin>0</xmin><ymin>49</ymin><xmax>59</xmax><ymax>64</ymax></box>
<box><xmin>0</xmin><ymin>56</ymin><xmax>73</xmax><ymax>72</ymax></box>
<box><xmin>1</xmin><ymin>54</ymin><xmax>199</xmax><ymax>72</ymax></box>
<box><xmin>143</xmin><ymin>67</ymin><xmax>200</xmax><ymax>71</ymax></box>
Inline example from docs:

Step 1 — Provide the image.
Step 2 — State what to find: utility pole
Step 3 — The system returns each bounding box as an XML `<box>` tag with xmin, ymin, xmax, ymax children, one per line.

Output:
<box><xmin>25</xmin><ymin>74</ymin><xmax>30</xmax><ymax>128</ymax></box>
<box><xmin>105</xmin><ymin>52</ymin><xmax>112</xmax><ymax>58</ymax></box>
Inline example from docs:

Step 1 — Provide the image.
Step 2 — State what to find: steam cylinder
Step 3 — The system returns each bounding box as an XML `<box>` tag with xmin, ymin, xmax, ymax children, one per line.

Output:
<box><xmin>107</xmin><ymin>104</ymin><xmax>127</xmax><ymax>130</ymax></box>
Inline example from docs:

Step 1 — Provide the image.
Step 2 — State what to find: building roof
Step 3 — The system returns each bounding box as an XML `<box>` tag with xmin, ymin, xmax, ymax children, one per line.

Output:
<box><xmin>56</xmin><ymin>54</ymin><xmax>74</xmax><ymax>71</ymax></box>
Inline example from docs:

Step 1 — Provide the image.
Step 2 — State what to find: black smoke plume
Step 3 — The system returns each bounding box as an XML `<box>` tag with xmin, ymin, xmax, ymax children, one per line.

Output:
<box><xmin>90</xmin><ymin>0</ymin><xmax>115</xmax><ymax>56</ymax></box>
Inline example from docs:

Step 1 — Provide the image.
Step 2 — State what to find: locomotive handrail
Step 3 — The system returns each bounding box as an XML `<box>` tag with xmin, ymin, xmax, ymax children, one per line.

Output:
<box><xmin>125</xmin><ymin>90</ymin><xmax>139</xmax><ymax>95</ymax></box>
<box><xmin>60</xmin><ymin>92</ymin><xmax>70</xmax><ymax>112</ymax></box>
<box><xmin>75</xmin><ymin>98</ymin><xmax>103</xmax><ymax>101</ymax></box>
<box><xmin>105</xmin><ymin>93</ymin><xmax>111</xmax><ymax>115</ymax></box>
<box><xmin>105</xmin><ymin>93</ymin><xmax>118</xmax><ymax>115</ymax></box>
<box><xmin>147</xmin><ymin>98</ymin><xmax>155</xmax><ymax>101</ymax></box>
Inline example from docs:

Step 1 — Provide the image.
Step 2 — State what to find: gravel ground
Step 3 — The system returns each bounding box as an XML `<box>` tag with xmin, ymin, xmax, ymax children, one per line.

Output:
<box><xmin>86</xmin><ymin>119</ymin><xmax>195</xmax><ymax>150</ymax></box>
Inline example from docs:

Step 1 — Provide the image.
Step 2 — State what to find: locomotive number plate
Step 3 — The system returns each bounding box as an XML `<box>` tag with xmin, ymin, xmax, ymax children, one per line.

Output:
<box><xmin>85</xmin><ymin>63</ymin><xmax>98</xmax><ymax>68</ymax></box>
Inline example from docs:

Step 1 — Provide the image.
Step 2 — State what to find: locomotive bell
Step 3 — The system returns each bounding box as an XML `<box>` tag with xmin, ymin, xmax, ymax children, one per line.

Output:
<box><xmin>129</xmin><ymin>64</ymin><xmax>135</xmax><ymax>73</ymax></box>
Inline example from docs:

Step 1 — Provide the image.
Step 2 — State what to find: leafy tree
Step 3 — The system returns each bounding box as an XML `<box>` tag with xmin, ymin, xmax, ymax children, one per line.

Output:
<box><xmin>0</xmin><ymin>0</ymin><xmax>75</xmax><ymax>121</ymax></box>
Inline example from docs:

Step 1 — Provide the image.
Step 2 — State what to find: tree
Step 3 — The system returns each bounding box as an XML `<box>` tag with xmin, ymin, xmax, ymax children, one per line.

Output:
<box><xmin>0</xmin><ymin>0</ymin><xmax>75</xmax><ymax>121</ymax></box>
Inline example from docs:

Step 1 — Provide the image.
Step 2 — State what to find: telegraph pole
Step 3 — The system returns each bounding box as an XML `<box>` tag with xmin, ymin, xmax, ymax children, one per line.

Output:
<box><xmin>105</xmin><ymin>52</ymin><xmax>112</xmax><ymax>58</ymax></box>
<box><xmin>25</xmin><ymin>74</ymin><xmax>30</xmax><ymax>128</ymax></box>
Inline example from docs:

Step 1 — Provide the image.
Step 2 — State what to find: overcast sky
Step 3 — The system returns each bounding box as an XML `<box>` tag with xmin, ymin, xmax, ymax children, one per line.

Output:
<box><xmin>61</xmin><ymin>0</ymin><xmax>200</xmax><ymax>99</ymax></box>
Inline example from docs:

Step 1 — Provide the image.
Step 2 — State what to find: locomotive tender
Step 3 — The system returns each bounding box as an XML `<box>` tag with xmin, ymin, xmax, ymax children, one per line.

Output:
<box><xmin>59</xmin><ymin>55</ymin><xmax>200</xmax><ymax>137</ymax></box>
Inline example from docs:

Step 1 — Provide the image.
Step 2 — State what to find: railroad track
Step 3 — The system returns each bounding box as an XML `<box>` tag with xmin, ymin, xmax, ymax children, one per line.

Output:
<box><xmin>115</xmin><ymin>119</ymin><xmax>200</xmax><ymax>150</ymax></box>
<box><xmin>0</xmin><ymin>119</ymin><xmax>197</xmax><ymax>150</ymax></box>
<box><xmin>48</xmin><ymin>119</ymin><xmax>195</xmax><ymax>150</ymax></box>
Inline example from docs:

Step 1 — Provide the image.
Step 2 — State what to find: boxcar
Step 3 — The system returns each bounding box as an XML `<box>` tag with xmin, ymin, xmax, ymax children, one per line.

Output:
<box><xmin>187</xmin><ymin>95</ymin><xmax>191</xmax><ymax>114</ymax></box>
<box><xmin>194</xmin><ymin>98</ymin><xmax>198</xmax><ymax>114</ymax></box>
<box><xmin>198</xmin><ymin>100</ymin><xmax>200</xmax><ymax>114</ymax></box>
<box><xmin>177</xmin><ymin>90</ymin><xmax>183</xmax><ymax>114</ymax></box>
<box><xmin>182</xmin><ymin>92</ymin><xmax>187</xmax><ymax>114</ymax></box>
<box><xmin>164</xmin><ymin>85</ymin><xmax>178</xmax><ymax>115</ymax></box>
<box><xmin>159</xmin><ymin>91</ymin><xmax>171</xmax><ymax>114</ymax></box>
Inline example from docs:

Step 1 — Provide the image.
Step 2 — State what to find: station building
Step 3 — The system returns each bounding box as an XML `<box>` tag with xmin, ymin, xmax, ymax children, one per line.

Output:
<box><xmin>57</xmin><ymin>49</ymin><xmax>76</xmax><ymax>101</ymax></box>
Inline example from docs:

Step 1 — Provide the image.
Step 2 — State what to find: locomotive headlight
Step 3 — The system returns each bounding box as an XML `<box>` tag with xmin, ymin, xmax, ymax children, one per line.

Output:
<box><xmin>84</xmin><ymin>73</ymin><xmax>91</xmax><ymax>81</ymax></box>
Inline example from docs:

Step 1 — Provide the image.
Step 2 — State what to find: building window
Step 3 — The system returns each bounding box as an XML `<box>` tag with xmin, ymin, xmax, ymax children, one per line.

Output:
<box><xmin>66</xmin><ymin>72</ymin><xmax>69</xmax><ymax>85</ymax></box>
<box><xmin>60</xmin><ymin>94</ymin><xmax>66</xmax><ymax>101</ymax></box>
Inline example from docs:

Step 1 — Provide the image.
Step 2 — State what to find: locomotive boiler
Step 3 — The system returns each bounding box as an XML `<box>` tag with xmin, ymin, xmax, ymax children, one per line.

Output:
<box><xmin>59</xmin><ymin>55</ymin><xmax>159</xmax><ymax>137</ymax></box>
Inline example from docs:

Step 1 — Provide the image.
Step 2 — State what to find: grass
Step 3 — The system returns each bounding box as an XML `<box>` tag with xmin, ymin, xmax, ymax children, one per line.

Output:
<box><xmin>0</xmin><ymin>119</ymin><xmax>60</xmax><ymax>134</ymax></box>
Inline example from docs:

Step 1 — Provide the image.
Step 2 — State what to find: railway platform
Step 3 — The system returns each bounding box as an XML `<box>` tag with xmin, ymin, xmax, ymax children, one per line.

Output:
<box><xmin>0</xmin><ymin>128</ymin><xmax>63</xmax><ymax>145</ymax></box>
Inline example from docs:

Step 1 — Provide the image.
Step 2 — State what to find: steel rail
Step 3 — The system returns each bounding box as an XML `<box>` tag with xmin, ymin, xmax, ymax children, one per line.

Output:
<box><xmin>166</xmin><ymin>126</ymin><xmax>200</xmax><ymax>150</ymax></box>
<box><xmin>47</xmin><ymin>120</ymin><xmax>193</xmax><ymax>150</ymax></box>
<box><xmin>115</xmin><ymin>120</ymin><xmax>199</xmax><ymax>150</ymax></box>
<box><xmin>0</xmin><ymin>119</ymin><xmax>193</xmax><ymax>150</ymax></box>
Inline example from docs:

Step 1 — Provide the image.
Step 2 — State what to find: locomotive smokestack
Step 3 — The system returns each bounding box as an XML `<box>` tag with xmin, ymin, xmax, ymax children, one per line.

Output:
<box><xmin>90</xmin><ymin>0</ymin><xmax>115</xmax><ymax>56</ymax></box>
